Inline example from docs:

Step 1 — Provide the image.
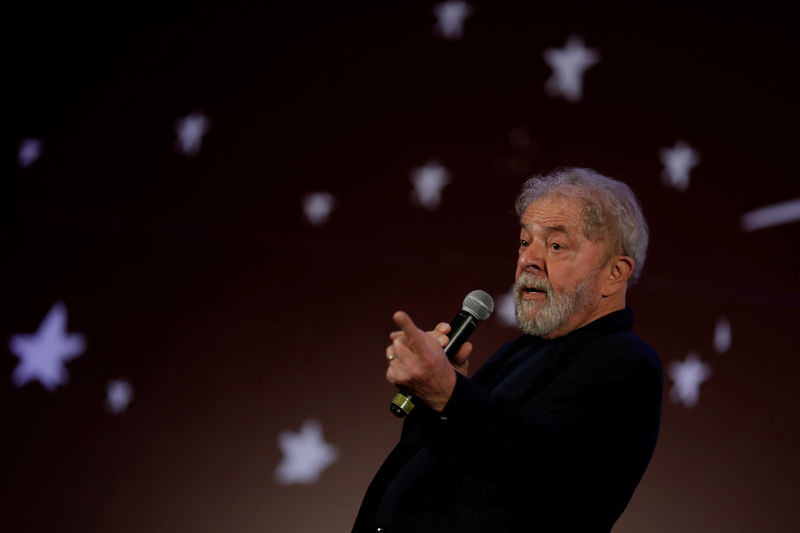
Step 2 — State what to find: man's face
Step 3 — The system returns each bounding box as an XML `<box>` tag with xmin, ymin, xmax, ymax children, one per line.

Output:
<box><xmin>514</xmin><ymin>194</ymin><xmax>610</xmax><ymax>338</ymax></box>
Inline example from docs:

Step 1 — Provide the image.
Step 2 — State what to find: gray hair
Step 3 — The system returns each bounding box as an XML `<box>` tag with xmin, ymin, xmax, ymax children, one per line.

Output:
<box><xmin>515</xmin><ymin>167</ymin><xmax>649</xmax><ymax>284</ymax></box>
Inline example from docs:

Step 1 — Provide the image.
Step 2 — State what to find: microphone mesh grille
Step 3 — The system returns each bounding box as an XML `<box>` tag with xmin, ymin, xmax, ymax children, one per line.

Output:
<box><xmin>462</xmin><ymin>290</ymin><xmax>494</xmax><ymax>322</ymax></box>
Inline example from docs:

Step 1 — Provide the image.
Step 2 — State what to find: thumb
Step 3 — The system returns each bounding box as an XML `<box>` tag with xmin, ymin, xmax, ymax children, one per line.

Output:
<box><xmin>452</xmin><ymin>341</ymin><xmax>473</xmax><ymax>365</ymax></box>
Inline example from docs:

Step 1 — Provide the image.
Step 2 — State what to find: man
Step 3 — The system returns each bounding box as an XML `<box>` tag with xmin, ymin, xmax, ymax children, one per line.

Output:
<box><xmin>352</xmin><ymin>167</ymin><xmax>662</xmax><ymax>533</ymax></box>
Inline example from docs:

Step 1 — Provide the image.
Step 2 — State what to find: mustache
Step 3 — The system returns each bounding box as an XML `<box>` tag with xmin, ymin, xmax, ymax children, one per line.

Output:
<box><xmin>516</xmin><ymin>272</ymin><xmax>552</xmax><ymax>295</ymax></box>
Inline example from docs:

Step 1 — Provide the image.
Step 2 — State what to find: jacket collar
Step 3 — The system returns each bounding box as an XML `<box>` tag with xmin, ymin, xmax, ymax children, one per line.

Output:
<box><xmin>551</xmin><ymin>306</ymin><xmax>634</xmax><ymax>353</ymax></box>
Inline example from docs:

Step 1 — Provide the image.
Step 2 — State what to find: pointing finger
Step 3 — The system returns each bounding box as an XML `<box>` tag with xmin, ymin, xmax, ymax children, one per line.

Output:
<box><xmin>392</xmin><ymin>311</ymin><xmax>427</xmax><ymax>346</ymax></box>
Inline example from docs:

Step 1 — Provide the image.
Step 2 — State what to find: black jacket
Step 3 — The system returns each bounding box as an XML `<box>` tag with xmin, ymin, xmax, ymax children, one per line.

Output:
<box><xmin>352</xmin><ymin>307</ymin><xmax>663</xmax><ymax>533</ymax></box>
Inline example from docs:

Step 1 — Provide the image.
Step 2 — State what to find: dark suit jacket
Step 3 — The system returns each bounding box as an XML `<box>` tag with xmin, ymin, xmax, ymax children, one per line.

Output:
<box><xmin>352</xmin><ymin>307</ymin><xmax>662</xmax><ymax>533</ymax></box>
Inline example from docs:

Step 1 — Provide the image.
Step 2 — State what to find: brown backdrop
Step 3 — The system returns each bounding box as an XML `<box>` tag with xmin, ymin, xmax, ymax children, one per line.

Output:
<box><xmin>2</xmin><ymin>2</ymin><xmax>798</xmax><ymax>532</ymax></box>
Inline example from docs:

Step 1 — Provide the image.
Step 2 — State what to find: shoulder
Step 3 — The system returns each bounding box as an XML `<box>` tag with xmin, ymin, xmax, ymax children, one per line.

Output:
<box><xmin>590</xmin><ymin>330</ymin><xmax>661</xmax><ymax>368</ymax></box>
<box><xmin>574</xmin><ymin>330</ymin><xmax>663</xmax><ymax>392</ymax></box>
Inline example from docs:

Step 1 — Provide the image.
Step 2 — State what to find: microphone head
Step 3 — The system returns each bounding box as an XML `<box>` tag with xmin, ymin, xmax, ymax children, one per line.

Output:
<box><xmin>462</xmin><ymin>290</ymin><xmax>494</xmax><ymax>322</ymax></box>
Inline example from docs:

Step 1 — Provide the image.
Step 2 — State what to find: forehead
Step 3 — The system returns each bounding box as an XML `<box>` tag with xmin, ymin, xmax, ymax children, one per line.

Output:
<box><xmin>520</xmin><ymin>194</ymin><xmax>584</xmax><ymax>234</ymax></box>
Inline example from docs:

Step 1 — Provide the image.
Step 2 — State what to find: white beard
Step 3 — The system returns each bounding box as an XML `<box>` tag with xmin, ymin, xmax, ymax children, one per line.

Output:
<box><xmin>514</xmin><ymin>271</ymin><xmax>595</xmax><ymax>337</ymax></box>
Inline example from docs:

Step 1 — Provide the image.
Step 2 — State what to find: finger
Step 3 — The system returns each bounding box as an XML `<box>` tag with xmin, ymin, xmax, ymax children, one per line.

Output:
<box><xmin>389</xmin><ymin>330</ymin><xmax>405</xmax><ymax>340</ymax></box>
<box><xmin>434</xmin><ymin>322</ymin><xmax>451</xmax><ymax>334</ymax></box>
<box><xmin>392</xmin><ymin>335</ymin><xmax>413</xmax><ymax>360</ymax></box>
<box><xmin>425</xmin><ymin>328</ymin><xmax>449</xmax><ymax>347</ymax></box>
<box><xmin>385</xmin><ymin>345</ymin><xmax>397</xmax><ymax>361</ymax></box>
<box><xmin>392</xmin><ymin>311</ymin><xmax>428</xmax><ymax>346</ymax></box>
<box><xmin>431</xmin><ymin>323</ymin><xmax>450</xmax><ymax>346</ymax></box>
<box><xmin>451</xmin><ymin>341</ymin><xmax>472</xmax><ymax>377</ymax></box>
<box><xmin>432</xmin><ymin>332</ymin><xmax>449</xmax><ymax>347</ymax></box>
<box><xmin>452</xmin><ymin>341</ymin><xmax>473</xmax><ymax>364</ymax></box>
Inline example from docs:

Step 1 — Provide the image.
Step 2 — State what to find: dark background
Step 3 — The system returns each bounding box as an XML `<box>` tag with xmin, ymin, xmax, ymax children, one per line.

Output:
<box><xmin>2</xmin><ymin>2</ymin><xmax>798</xmax><ymax>532</ymax></box>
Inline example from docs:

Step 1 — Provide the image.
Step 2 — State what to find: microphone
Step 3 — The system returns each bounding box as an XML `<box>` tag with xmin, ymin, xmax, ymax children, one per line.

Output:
<box><xmin>390</xmin><ymin>290</ymin><xmax>495</xmax><ymax>418</ymax></box>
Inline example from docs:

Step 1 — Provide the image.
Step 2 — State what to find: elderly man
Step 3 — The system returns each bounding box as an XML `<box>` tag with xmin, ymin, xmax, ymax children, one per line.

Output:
<box><xmin>353</xmin><ymin>168</ymin><xmax>662</xmax><ymax>533</ymax></box>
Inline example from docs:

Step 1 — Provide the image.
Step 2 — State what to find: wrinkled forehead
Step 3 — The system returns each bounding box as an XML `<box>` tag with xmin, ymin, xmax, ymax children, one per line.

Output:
<box><xmin>520</xmin><ymin>193</ymin><xmax>587</xmax><ymax>232</ymax></box>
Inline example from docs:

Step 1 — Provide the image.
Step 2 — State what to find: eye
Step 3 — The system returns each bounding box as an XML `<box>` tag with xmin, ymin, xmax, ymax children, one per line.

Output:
<box><xmin>520</xmin><ymin>239</ymin><xmax>529</xmax><ymax>247</ymax></box>
<box><xmin>551</xmin><ymin>242</ymin><xmax>563</xmax><ymax>251</ymax></box>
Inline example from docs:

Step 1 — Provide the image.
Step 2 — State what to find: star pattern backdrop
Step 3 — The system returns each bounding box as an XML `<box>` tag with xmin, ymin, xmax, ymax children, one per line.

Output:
<box><xmin>2</xmin><ymin>2</ymin><xmax>799</xmax><ymax>532</ymax></box>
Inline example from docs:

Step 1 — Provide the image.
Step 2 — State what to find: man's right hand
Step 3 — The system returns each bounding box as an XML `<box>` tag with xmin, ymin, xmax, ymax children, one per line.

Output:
<box><xmin>385</xmin><ymin>311</ymin><xmax>473</xmax><ymax>412</ymax></box>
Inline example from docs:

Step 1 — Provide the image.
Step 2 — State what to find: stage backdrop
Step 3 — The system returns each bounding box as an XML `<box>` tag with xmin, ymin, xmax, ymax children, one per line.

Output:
<box><xmin>2</xmin><ymin>2</ymin><xmax>798</xmax><ymax>532</ymax></box>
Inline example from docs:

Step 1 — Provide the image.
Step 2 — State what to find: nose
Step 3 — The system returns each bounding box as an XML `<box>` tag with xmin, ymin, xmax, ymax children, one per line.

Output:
<box><xmin>518</xmin><ymin>240</ymin><xmax>545</xmax><ymax>272</ymax></box>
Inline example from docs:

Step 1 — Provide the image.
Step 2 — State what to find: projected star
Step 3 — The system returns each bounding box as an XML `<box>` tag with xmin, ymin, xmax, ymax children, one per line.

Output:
<box><xmin>18</xmin><ymin>138</ymin><xmax>43</xmax><ymax>168</ymax></box>
<box><xmin>668</xmin><ymin>352</ymin><xmax>711</xmax><ymax>408</ymax></box>
<box><xmin>433</xmin><ymin>1</ymin><xmax>472</xmax><ymax>41</ymax></box>
<box><xmin>106</xmin><ymin>379</ymin><xmax>134</xmax><ymax>414</ymax></box>
<box><xmin>741</xmin><ymin>198</ymin><xmax>800</xmax><ymax>232</ymax></box>
<box><xmin>410</xmin><ymin>162</ymin><xmax>450</xmax><ymax>209</ymax></box>
<box><xmin>275</xmin><ymin>419</ymin><xmax>339</xmax><ymax>485</ymax></box>
<box><xmin>660</xmin><ymin>140</ymin><xmax>700</xmax><ymax>191</ymax></box>
<box><xmin>9</xmin><ymin>302</ymin><xmax>87</xmax><ymax>391</ymax></box>
<box><xmin>496</xmin><ymin>285</ymin><xmax>518</xmax><ymax>328</ymax></box>
<box><xmin>303</xmin><ymin>192</ymin><xmax>336</xmax><ymax>226</ymax></box>
<box><xmin>543</xmin><ymin>35</ymin><xmax>600</xmax><ymax>103</ymax></box>
<box><xmin>175</xmin><ymin>112</ymin><xmax>210</xmax><ymax>157</ymax></box>
<box><xmin>713</xmin><ymin>317</ymin><xmax>732</xmax><ymax>354</ymax></box>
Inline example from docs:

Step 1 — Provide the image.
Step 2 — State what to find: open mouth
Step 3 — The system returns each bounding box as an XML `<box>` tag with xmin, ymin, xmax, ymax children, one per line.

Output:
<box><xmin>523</xmin><ymin>287</ymin><xmax>546</xmax><ymax>294</ymax></box>
<box><xmin>521</xmin><ymin>286</ymin><xmax>548</xmax><ymax>300</ymax></box>
<box><xmin>517</xmin><ymin>274</ymin><xmax>550</xmax><ymax>300</ymax></box>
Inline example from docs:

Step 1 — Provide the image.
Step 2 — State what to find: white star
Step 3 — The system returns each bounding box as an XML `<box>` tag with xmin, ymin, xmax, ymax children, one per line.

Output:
<box><xmin>9</xmin><ymin>302</ymin><xmax>87</xmax><ymax>391</ymax></box>
<box><xmin>659</xmin><ymin>139</ymin><xmax>700</xmax><ymax>191</ymax></box>
<box><xmin>433</xmin><ymin>1</ymin><xmax>472</xmax><ymax>41</ymax></box>
<box><xmin>303</xmin><ymin>192</ymin><xmax>336</xmax><ymax>226</ymax></box>
<box><xmin>18</xmin><ymin>138</ymin><xmax>44</xmax><ymax>168</ymax></box>
<box><xmin>410</xmin><ymin>161</ymin><xmax>450</xmax><ymax>210</ymax></box>
<box><xmin>175</xmin><ymin>112</ymin><xmax>210</xmax><ymax>157</ymax></box>
<box><xmin>106</xmin><ymin>379</ymin><xmax>134</xmax><ymax>414</ymax></box>
<box><xmin>543</xmin><ymin>35</ymin><xmax>600</xmax><ymax>103</ymax></box>
<box><xmin>713</xmin><ymin>317</ymin><xmax>732</xmax><ymax>354</ymax></box>
<box><xmin>275</xmin><ymin>419</ymin><xmax>338</xmax><ymax>485</ymax></box>
<box><xmin>496</xmin><ymin>284</ymin><xmax>518</xmax><ymax>328</ymax></box>
<box><xmin>668</xmin><ymin>352</ymin><xmax>711</xmax><ymax>408</ymax></box>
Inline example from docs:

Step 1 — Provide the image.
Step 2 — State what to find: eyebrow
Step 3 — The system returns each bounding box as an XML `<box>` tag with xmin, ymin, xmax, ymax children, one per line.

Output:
<box><xmin>519</xmin><ymin>223</ymin><xmax>571</xmax><ymax>235</ymax></box>
<box><xmin>544</xmin><ymin>224</ymin><xmax>569</xmax><ymax>234</ymax></box>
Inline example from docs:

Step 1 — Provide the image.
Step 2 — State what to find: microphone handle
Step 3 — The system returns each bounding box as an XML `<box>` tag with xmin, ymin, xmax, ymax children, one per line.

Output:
<box><xmin>390</xmin><ymin>310</ymin><xmax>478</xmax><ymax>418</ymax></box>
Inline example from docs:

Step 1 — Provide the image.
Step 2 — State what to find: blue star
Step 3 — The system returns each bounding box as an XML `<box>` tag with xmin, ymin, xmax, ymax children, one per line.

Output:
<box><xmin>410</xmin><ymin>161</ymin><xmax>450</xmax><ymax>209</ymax></box>
<box><xmin>543</xmin><ymin>35</ymin><xmax>600</xmax><ymax>103</ymax></box>
<box><xmin>9</xmin><ymin>302</ymin><xmax>87</xmax><ymax>391</ymax></box>
<box><xmin>275</xmin><ymin>419</ymin><xmax>339</xmax><ymax>485</ymax></box>
<box><xmin>303</xmin><ymin>192</ymin><xmax>336</xmax><ymax>226</ymax></box>
<box><xmin>668</xmin><ymin>352</ymin><xmax>711</xmax><ymax>408</ymax></box>
<box><xmin>175</xmin><ymin>112</ymin><xmax>210</xmax><ymax>157</ymax></box>
<box><xmin>433</xmin><ymin>1</ymin><xmax>472</xmax><ymax>41</ymax></box>
<box><xmin>106</xmin><ymin>379</ymin><xmax>134</xmax><ymax>414</ymax></box>
<box><xmin>660</xmin><ymin>139</ymin><xmax>700</xmax><ymax>191</ymax></box>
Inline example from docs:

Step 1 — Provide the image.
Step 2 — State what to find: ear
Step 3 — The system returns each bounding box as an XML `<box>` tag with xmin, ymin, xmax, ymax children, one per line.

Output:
<box><xmin>601</xmin><ymin>256</ymin><xmax>634</xmax><ymax>297</ymax></box>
